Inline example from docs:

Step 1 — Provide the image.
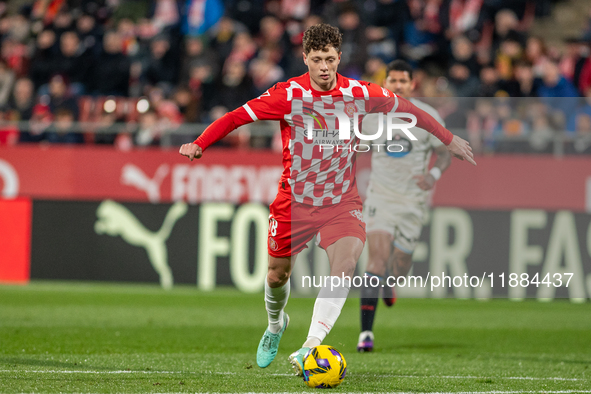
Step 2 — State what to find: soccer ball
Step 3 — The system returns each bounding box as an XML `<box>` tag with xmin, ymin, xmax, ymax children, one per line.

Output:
<box><xmin>302</xmin><ymin>345</ymin><xmax>347</xmax><ymax>388</ymax></box>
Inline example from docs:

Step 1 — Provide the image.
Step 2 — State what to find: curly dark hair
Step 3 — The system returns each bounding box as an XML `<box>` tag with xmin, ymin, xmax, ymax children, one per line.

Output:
<box><xmin>302</xmin><ymin>23</ymin><xmax>342</xmax><ymax>54</ymax></box>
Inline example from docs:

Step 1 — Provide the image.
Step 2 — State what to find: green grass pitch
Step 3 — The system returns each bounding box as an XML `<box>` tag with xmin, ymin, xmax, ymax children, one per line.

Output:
<box><xmin>0</xmin><ymin>281</ymin><xmax>590</xmax><ymax>393</ymax></box>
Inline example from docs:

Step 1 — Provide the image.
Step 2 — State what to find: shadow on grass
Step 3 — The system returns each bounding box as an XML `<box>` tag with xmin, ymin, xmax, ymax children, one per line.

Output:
<box><xmin>0</xmin><ymin>357</ymin><xmax>119</xmax><ymax>371</ymax></box>
<box><xmin>385</xmin><ymin>342</ymin><xmax>466</xmax><ymax>351</ymax></box>
<box><xmin>491</xmin><ymin>354</ymin><xmax>591</xmax><ymax>365</ymax></box>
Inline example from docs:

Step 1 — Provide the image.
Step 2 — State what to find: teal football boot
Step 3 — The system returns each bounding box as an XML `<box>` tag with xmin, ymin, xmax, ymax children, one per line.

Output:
<box><xmin>256</xmin><ymin>313</ymin><xmax>290</xmax><ymax>368</ymax></box>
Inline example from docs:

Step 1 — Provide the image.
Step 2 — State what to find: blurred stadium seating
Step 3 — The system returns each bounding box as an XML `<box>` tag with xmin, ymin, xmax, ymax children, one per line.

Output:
<box><xmin>0</xmin><ymin>0</ymin><xmax>589</xmax><ymax>153</ymax></box>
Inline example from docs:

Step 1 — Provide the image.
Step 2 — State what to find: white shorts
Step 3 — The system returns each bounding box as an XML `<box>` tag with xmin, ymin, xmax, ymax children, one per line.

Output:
<box><xmin>363</xmin><ymin>190</ymin><xmax>427</xmax><ymax>254</ymax></box>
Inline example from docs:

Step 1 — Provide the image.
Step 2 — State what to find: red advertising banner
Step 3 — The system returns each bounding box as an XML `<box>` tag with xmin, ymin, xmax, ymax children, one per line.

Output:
<box><xmin>0</xmin><ymin>146</ymin><xmax>283</xmax><ymax>204</ymax></box>
<box><xmin>1</xmin><ymin>146</ymin><xmax>590</xmax><ymax>211</ymax></box>
<box><xmin>0</xmin><ymin>197</ymin><xmax>32</xmax><ymax>283</ymax></box>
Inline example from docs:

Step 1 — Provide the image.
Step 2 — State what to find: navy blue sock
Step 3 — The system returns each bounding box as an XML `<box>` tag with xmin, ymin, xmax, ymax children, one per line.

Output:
<box><xmin>360</xmin><ymin>272</ymin><xmax>382</xmax><ymax>332</ymax></box>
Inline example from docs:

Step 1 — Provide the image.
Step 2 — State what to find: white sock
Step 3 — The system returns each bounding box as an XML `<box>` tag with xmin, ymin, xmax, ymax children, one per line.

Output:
<box><xmin>265</xmin><ymin>276</ymin><xmax>290</xmax><ymax>334</ymax></box>
<box><xmin>305</xmin><ymin>279</ymin><xmax>350</xmax><ymax>346</ymax></box>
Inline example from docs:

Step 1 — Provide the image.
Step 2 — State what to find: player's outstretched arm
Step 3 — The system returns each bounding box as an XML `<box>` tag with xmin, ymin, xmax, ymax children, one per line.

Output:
<box><xmin>178</xmin><ymin>84</ymin><xmax>288</xmax><ymax>161</ymax></box>
<box><xmin>447</xmin><ymin>135</ymin><xmax>476</xmax><ymax>166</ymax></box>
<box><xmin>179</xmin><ymin>143</ymin><xmax>202</xmax><ymax>161</ymax></box>
<box><xmin>393</xmin><ymin>95</ymin><xmax>476</xmax><ymax>166</ymax></box>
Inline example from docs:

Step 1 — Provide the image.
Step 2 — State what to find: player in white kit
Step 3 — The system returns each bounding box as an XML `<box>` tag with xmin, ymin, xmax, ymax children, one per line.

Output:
<box><xmin>358</xmin><ymin>60</ymin><xmax>452</xmax><ymax>352</ymax></box>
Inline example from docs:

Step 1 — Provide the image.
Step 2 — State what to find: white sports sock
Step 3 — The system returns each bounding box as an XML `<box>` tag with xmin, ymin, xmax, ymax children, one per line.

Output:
<box><xmin>305</xmin><ymin>279</ymin><xmax>350</xmax><ymax>345</ymax></box>
<box><xmin>265</xmin><ymin>276</ymin><xmax>290</xmax><ymax>334</ymax></box>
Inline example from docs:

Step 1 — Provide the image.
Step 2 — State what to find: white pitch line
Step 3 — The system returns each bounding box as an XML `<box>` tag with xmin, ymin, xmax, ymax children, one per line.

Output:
<box><xmin>0</xmin><ymin>370</ymin><xmax>233</xmax><ymax>375</ymax></box>
<box><xmin>357</xmin><ymin>374</ymin><xmax>586</xmax><ymax>381</ymax></box>
<box><xmin>271</xmin><ymin>373</ymin><xmax>587</xmax><ymax>381</ymax></box>
<box><xmin>0</xmin><ymin>370</ymin><xmax>587</xmax><ymax>382</ymax></box>
<box><xmin>76</xmin><ymin>391</ymin><xmax>591</xmax><ymax>394</ymax></box>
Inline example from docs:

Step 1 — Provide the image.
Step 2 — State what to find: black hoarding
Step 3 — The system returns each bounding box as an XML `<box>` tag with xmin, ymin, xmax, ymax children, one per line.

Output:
<box><xmin>31</xmin><ymin>200</ymin><xmax>591</xmax><ymax>299</ymax></box>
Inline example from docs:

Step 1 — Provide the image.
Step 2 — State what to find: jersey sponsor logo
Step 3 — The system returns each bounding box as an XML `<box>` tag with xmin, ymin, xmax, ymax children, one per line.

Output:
<box><xmin>302</xmin><ymin>106</ymin><xmax>330</xmax><ymax>132</ymax></box>
<box><xmin>386</xmin><ymin>134</ymin><xmax>413</xmax><ymax>158</ymax></box>
<box><xmin>268</xmin><ymin>236</ymin><xmax>279</xmax><ymax>251</ymax></box>
<box><xmin>349</xmin><ymin>209</ymin><xmax>364</xmax><ymax>222</ymax></box>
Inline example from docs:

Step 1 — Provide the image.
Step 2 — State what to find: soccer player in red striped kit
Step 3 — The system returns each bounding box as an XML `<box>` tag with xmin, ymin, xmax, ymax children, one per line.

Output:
<box><xmin>180</xmin><ymin>23</ymin><xmax>476</xmax><ymax>377</ymax></box>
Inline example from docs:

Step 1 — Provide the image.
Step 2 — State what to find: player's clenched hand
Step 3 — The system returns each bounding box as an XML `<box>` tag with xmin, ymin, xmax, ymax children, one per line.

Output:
<box><xmin>413</xmin><ymin>174</ymin><xmax>436</xmax><ymax>191</ymax></box>
<box><xmin>447</xmin><ymin>135</ymin><xmax>476</xmax><ymax>166</ymax></box>
<box><xmin>179</xmin><ymin>143</ymin><xmax>202</xmax><ymax>161</ymax></box>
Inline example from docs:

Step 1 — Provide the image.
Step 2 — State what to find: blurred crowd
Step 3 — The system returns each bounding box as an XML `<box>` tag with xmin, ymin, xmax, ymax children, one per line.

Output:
<box><xmin>0</xmin><ymin>0</ymin><xmax>590</xmax><ymax>154</ymax></box>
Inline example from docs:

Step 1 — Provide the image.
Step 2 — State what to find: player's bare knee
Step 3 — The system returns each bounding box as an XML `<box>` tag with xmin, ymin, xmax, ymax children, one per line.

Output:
<box><xmin>333</xmin><ymin>259</ymin><xmax>357</xmax><ymax>278</ymax></box>
<box><xmin>267</xmin><ymin>268</ymin><xmax>290</xmax><ymax>287</ymax></box>
<box><xmin>366</xmin><ymin>258</ymin><xmax>387</xmax><ymax>276</ymax></box>
<box><xmin>393</xmin><ymin>249</ymin><xmax>413</xmax><ymax>277</ymax></box>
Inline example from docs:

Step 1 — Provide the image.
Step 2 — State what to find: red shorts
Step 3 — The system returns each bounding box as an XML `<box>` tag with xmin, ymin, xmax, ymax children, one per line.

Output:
<box><xmin>267</xmin><ymin>192</ymin><xmax>366</xmax><ymax>258</ymax></box>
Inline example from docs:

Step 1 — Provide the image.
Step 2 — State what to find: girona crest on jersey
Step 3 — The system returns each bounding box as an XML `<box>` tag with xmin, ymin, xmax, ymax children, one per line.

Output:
<box><xmin>344</xmin><ymin>102</ymin><xmax>357</xmax><ymax>117</ymax></box>
<box><xmin>268</xmin><ymin>237</ymin><xmax>279</xmax><ymax>251</ymax></box>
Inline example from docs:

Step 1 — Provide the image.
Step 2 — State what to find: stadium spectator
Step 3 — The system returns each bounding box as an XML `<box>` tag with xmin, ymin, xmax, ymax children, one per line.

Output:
<box><xmin>513</xmin><ymin>60</ymin><xmax>540</xmax><ymax>97</ymax></box>
<box><xmin>578</xmin><ymin>51</ymin><xmax>591</xmax><ymax>96</ymax></box>
<box><xmin>45</xmin><ymin>107</ymin><xmax>84</xmax><ymax>144</ymax></box>
<box><xmin>172</xmin><ymin>85</ymin><xmax>201</xmax><ymax>123</ymax></box>
<box><xmin>209</xmin><ymin>59</ymin><xmax>255</xmax><ymax>114</ymax></box>
<box><xmin>181</xmin><ymin>0</ymin><xmax>224</xmax><ymax>37</ymax></box>
<box><xmin>361</xmin><ymin>57</ymin><xmax>388</xmax><ymax>86</ymax></box>
<box><xmin>495</xmin><ymin>32</ymin><xmax>524</xmax><ymax>81</ymax></box>
<box><xmin>19</xmin><ymin>103</ymin><xmax>51</xmax><ymax>143</ymax></box>
<box><xmin>558</xmin><ymin>38</ymin><xmax>585</xmax><ymax>86</ymax></box>
<box><xmin>0</xmin><ymin>0</ymin><xmax>583</xmax><ymax>154</ymax></box>
<box><xmin>582</xmin><ymin>7</ymin><xmax>591</xmax><ymax>41</ymax></box>
<box><xmin>179</xmin><ymin>36</ymin><xmax>218</xmax><ymax>85</ymax></box>
<box><xmin>0</xmin><ymin>59</ymin><xmax>14</xmax><ymax>106</ymax></box>
<box><xmin>451</xmin><ymin>35</ymin><xmax>479</xmax><ymax>77</ymax></box>
<box><xmin>144</xmin><ymin>34</ymin><xmax>178</xmax><ymax>90</ymax></box>
<box><xmin>566</xmin><ymin>90</ymin><xmax>591</xmax><ymax>154</ymax></box>
<box><xmin>186</xmin><ymin>59</ymin><xmax>215</xmax><ymax>107</ymax></box>
<box><xmin>117</xmin><ymin>18</ymin><xmax>140</xmax><ymax>57</ymax></box>
<box><xmin>398</xmin><ymin>0</ymin><xmax>439</xmax><ymax>67</ymax></box>
<box><xmin>94</xmin><ymin>109</ymin><xmax>121</xmax><ymax>145</ymax></box>
<box><xmin>209</xmin><ymin>17</ymin><xmax>243</xmax><ymax>64</ymax></box>
<box><xmin>135</xmin><ymin>108</ymin><xmax>161</xmax><ymax>146</ymax></box>
<box><xmin>337</xmin><ymin>4</ymin><xmax>368</xmax><ymax>78</ymax></box>
<box><xmin>491</xmin><ymin>9</ymin><xmax>525</xmax><ymax>52</ymax></box>
<box><xmin>524</xmin><ymin>36</ymin><xmax>550</xmax><ymax>78</ymax></box>
<box><xmin>538</xmin><ymin>61</ymin><xmax>579</xmax><ymax>104</ymax></box>
<box><xmin>448</xmin><ymin>62</ymin><xmax>480</xmax><ymax>96</ymax></box>
<box><xmin>528</xmin><ymin>113</ymin><xmax>554</xmax><ymax>153</ymax></box>
<box><xmin>148</xmin><ymin>86</ymin><xmax>183</xmax><ymax>129</ymax></box>
<box><xmin>227</xmin><ymin>31</ymin><xmax>257</xmax><ymax>65</ymax></box>
<box><xmin>0</xmin><ymin>106</ymin><xmax>18</xmax><ymax>145</ymax></box>
<box><xmin>466</xmin><ymin>97</ymin><xmax>497</xmax><ymax>152</ymax></box>
<box><xmin>249</xmin><ymin>49</ymin><xmax>285</xmax><ymax>96</ymax></box>
<box><xmin>440</xmin><ymin>0</ymin><xmax>486</xmax><ymax>42</ymax></box>
<box><xmin>7</xmin><ymin>77</ymin><xmax>34</xmax><ymax>121</ymax></box>
<box><xmin>29</xmin><ymin>29</ymin><xmax>57</xmax><ymax>90</ymax></box>
<box><xmin>76</xmin><ymin>11</ymin><xmax>103</xmax><ymax>57</ymax></box>
<box><xmin>47</xmin><ymin>74</ymin><xmax>79</xmax><ymax>119</ymax></box>
<box><xmin>148</xmin><ymin>0</ymin><xmax>182</xmax><ymax>33</ymax></box>
<box><xmin>91</xmin><ymin>31</ymin><xmax>131</xmax><ymax>96</ymax></box>
<box><xmin>477</xmin><ymin>64</ymin><xmax>503</xmax><ymax>97</ymax></box>
<box><xmin>52</xmin><ymin>30</ymin><xmax>90</xmax><ymax>95</ymax></box>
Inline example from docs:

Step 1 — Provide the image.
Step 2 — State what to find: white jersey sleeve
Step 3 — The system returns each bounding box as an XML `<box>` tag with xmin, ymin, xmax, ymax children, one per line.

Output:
<box><xmin>362</xmin><ymin>98</ymin><xmax>446</xmax><ymax>204</ymax></box>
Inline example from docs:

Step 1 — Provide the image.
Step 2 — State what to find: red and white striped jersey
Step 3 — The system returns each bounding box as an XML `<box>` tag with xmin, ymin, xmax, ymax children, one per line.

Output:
<box><xmin>195</xmin><ymin>72</ymin><xmax>452</xmax><ymax>206</ymax></box>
